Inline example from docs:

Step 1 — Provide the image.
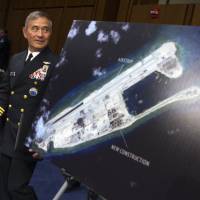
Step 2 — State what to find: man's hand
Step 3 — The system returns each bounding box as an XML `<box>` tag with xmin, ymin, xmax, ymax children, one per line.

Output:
<box><xmin>28</xmin><ymin>149</ymin><xmax>43</xmax><ymax>160</ymax></box>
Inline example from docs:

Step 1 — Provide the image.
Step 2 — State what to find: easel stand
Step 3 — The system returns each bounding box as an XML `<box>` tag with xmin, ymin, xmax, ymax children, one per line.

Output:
<box><xmin>52</xmin><ymin>168</ymin><xmax>72</xmax><ymax>200</ymax></box>
<box><xmin>52</xmin><ymin>179</ymin><xmax>69</xmax><ymax>200</ymax></box>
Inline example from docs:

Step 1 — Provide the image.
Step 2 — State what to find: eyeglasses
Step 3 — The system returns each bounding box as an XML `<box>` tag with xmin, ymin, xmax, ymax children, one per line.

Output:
<box><xmin>30</xmin><ymin>26</ymin><xmax>51</xmax><ymax>33</ymax></box>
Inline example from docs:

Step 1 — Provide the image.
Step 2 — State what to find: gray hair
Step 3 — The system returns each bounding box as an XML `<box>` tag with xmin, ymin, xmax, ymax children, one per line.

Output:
<box><xmin>24</xmin><ymin>11</ymin><xmax>52</xmax><ymax>29</ymax></box>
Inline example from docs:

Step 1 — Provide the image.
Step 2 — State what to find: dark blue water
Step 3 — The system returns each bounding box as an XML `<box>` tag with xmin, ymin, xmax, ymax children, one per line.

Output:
<box><xmin>123</xmin><ymin>72</ymin><xmax>173</xmax><ymax>115</ymax></box>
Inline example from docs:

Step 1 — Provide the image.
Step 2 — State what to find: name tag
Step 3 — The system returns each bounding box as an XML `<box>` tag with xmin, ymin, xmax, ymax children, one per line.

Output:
<box><xmin>10</xmin><ymin>72</ymin><xmax>16</xmax><ymax>77</ymax></box>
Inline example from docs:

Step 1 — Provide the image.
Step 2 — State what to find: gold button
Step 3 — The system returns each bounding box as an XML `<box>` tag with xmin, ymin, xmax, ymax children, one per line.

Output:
<box><xmin>11</xmin><ymin>91</ymin><xmax>15</xmax><ymax>95</ymax></box>
<box><xmin>34</xmin><ymin>81</ymin><xmax>38</xmax><ymax>85</ymax></box>
<box><xmin>6</xmin><ymin>117</ymin><xmax>9</xmax><ymax>121</ymax></box>
<box><xmin>8</xmin><ymin>104</ymin><xmax>12</xmax><ymax>108</ymax></box>
<box><xmin>23</xmin><ymin>95</ymin><xmax>28</xmax><ymax>99</ymax></box>
<box><xmin>17</xmin><ymin>122</ymin><xmax>20</xmax><ymax>126</ymax></box>
<box><xmin>20</xmin><ymin>108</ymin><xmax>24</xmax><ymax>113</ymax></box>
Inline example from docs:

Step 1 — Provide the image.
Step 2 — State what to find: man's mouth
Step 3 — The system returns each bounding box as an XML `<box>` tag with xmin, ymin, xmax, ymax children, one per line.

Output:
<box><xmin>35</xmin><ymin>40</ymin><xmax>45</xmax><ymax>43</ymax></box>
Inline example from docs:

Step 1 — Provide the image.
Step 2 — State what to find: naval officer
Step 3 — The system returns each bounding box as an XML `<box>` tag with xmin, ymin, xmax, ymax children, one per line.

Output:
<box><xmin>0</xmin><ymin>11</ymin><xmax>58</xmax><ymax>199</ymax></box>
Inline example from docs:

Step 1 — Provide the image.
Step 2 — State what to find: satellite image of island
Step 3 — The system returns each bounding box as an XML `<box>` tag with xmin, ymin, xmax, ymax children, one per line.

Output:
<box><xmin>26</xmin><ymin>21</ymin><xmax>200</xmax><ymax>200</ymax></box>
<box><xmin>31</xmin><ymin>42</ymin><xmax>200</xmax><ymax>153</ymax></box>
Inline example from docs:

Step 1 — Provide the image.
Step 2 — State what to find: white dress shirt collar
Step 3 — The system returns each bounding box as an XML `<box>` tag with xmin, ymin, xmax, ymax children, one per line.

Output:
<box><xmin>26</xmin><ymin>50</ymin><xmax>40</xmax><ymax>61</ymax></box>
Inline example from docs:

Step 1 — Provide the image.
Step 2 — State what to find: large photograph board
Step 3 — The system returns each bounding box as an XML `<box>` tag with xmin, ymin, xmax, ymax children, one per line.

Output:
<box><xmin>27</xmin><ymin>21</ymin><xmax>200</xmax><ymax>199</ymax></box>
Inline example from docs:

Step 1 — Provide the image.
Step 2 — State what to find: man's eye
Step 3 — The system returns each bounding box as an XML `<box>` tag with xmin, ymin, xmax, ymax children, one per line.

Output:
<box><xmin>42</xmin><ymin>27</ymin><xmax>50</xmax><ymax>33</ymax></box>
<box><xmin>31</xmin><ymin>27</ymin><xmax>39</xmax><ymax>31</ymax></box>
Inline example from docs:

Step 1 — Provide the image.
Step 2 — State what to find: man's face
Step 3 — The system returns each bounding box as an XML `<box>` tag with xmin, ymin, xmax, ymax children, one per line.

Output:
<box><xmin>23</xmin><ymin>17</ymin><xmax>52</xmax><ymax>52</ymax></box>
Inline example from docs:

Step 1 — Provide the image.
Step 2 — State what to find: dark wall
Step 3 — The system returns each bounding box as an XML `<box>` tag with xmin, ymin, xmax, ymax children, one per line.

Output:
<box><xmin>117</xmin><ymin>0</ymin><xmax>199</xmax><ymax>25</ymax></box>
<box><xmin>1</xmin><ymin>0</ymin><xmax>200</xmax><ymax>54</ymax></box>
<box><xmin>3</xmin><ymin>0</ymin><xmax>121</xmax><ymax>54</ymax></box>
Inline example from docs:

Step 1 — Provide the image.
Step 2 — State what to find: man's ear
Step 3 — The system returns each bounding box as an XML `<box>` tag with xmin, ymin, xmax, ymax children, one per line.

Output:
<box><xmin>22</xmin><ymin>27</ymin><xmax>27</xmax><ymax>39</ymax></box>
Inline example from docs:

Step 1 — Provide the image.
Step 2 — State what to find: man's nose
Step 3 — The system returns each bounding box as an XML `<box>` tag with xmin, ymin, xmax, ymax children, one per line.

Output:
<box><xmin>36</xmin><ymin>29</ymin><xmax>43</xmax><ymax>37</ymax></box>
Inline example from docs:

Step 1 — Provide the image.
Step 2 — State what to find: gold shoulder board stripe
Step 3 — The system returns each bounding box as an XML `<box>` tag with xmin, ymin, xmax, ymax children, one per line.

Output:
<box><xmin>0</xmin><ymin>107</ymin><xmax>5</xmax><ymax>112</ymax></box>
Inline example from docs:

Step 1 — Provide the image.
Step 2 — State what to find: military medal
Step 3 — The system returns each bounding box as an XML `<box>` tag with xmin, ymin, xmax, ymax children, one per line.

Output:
<box><xmin>29</xmin><ymin>64</ymin><xmax>49</xmax><ymax>81</ymax></box>
<box><xmin>43</xmin><ymin>61</ymin><xmax>51</xmax><ymax>65</ymax></box>
<box><xmin>29</xmin><ymin>87</ymin><xmax>38</xmax><ymax>96</ymax></box>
